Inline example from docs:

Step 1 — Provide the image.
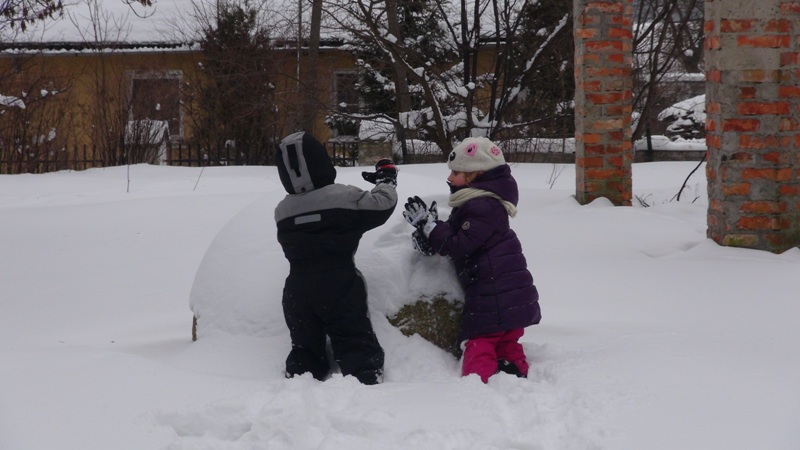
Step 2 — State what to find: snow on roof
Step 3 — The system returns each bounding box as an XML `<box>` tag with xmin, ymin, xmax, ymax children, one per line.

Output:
<box><xmin>0</xmin><ymin>40</ymin><xmax>198</xmax><ymax>53</ymax></box>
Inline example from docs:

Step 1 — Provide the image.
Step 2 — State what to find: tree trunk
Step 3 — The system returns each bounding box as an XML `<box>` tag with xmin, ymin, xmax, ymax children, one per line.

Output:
<box><xmin>385</xmin><ymin>0</ymin><xmax>412</xmax><ymax>158</ymax></box>
<box><xmin>302</xmin><ymin>0</ymin><xmax>323</xmax><ymax>132</ymax></box>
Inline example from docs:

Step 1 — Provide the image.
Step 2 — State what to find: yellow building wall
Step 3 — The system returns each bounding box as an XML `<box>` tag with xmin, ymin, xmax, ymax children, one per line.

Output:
<box><xmin>0</xmin><ymin>46</ymin><xmax>357</xmax><ymax>164</ymax></box>
<box><xmin>2</xmin><ymin>44</ymin><xmax>499</xmax><ymax>170</ymax></box>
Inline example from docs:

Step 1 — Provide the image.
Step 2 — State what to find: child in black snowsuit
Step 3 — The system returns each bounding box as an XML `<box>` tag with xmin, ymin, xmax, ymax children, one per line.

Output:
<box><xmin>274</xmin><ymin>131</ymin><xmax>398</xmax><ymax>385</ymax></box>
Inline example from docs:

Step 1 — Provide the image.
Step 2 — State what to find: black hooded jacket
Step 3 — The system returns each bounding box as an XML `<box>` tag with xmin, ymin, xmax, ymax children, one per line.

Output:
<box><xmin>274</xmin><ymin>132</ymin><xmax>397</xmax><ymax>272</ymax></box>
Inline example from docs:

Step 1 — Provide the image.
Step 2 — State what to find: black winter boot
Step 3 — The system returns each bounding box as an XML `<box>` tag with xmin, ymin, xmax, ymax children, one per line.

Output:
<box><xmin>354</xmin><ymin>368</ymin><xmax>383</xmax><ymax>385</ymax></box>
<box><xmin>497</xmin><ymin>359</ymin><xmax>526</xmax><ymax>378</ymax></box>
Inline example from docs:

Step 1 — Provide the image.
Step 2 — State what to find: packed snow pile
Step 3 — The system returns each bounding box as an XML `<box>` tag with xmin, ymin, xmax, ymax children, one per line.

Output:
<box><xmin>189</xmin><ymin>188</ymin><xmax>463</xmax><ymax>341</ymax></box>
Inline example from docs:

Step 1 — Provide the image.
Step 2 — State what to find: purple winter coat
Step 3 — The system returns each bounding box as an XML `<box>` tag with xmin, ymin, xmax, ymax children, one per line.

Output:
<box><xmin>427</xmin><ymin>164</ymin><xmax>541</xmax><ymax>341</ymax></box>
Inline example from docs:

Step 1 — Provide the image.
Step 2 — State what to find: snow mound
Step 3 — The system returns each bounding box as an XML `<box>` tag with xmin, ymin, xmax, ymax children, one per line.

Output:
<box><xmin>189</xmin><ymin>195</ymin><xmax>285</xmax><ymax>339</ymax></box>
<box><xmin>189</xmin><ymin>188</ymin><xmax>463</xmax><ymax>340</ymax></box>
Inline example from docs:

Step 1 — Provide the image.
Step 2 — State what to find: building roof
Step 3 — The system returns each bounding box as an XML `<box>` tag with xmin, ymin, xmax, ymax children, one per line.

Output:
<box><xmin>2</xmin><ymin>0</ymin><xmax>356</xmax><ymax>54</ymax></box>
<box><xmin>2</xmin><ymin>0</ymin><xmax>490</xmax><ymax>54</ymax></box>
<box><xmin>0</xmin><ymin>40</ymin><xmax>197</xmax><ymax>53</ymax></box>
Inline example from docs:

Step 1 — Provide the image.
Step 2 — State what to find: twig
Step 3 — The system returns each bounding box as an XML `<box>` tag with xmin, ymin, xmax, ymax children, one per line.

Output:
<box><xmin>193</xmin><ymin>166</ymin><xmax>205</xmax><ymax>192</ymax></box>
<box><xmin>676</xmin><ymin>152</ymin><xmax>706</xmax><ymax>202</ymax></box>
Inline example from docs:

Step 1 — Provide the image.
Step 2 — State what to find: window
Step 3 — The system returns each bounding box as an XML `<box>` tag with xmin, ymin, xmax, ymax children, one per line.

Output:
<box><xmin>333</xmin><ymin>71</ymin><xmax>360</xmax><ymax>114</ymax></box>
<box><xmin>127</xmin><ymin>71</ymin><xmax>182</xmax><ymax>140</ymax></box>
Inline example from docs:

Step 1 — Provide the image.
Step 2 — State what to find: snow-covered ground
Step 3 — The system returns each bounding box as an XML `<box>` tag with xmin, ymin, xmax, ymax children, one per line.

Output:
<box><xmin>1</xmin><ymin>162</ymin><xmax>798</xmax><ymax>450</ymax></box>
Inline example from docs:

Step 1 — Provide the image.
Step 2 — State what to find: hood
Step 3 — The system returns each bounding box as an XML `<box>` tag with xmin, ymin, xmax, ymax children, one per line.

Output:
<box><xmin>469</xmin><ymin>164</ymin><xmax>519</xmax><ymax>206</ymax></box>
<box><xmin>275</xmin><ymin>131</ymin><xmax>336</xmax><ymax>194</ymax></box>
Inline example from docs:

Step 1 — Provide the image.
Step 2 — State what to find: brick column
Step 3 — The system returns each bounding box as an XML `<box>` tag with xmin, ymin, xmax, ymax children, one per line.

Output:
<box><xmin>705</xmin><ymin>0</ymin><xmax>800</xmax><ymax>252</ymax></box>
<box><xmin>573</xmin><ymin>0</ymin><xmax>633</xmax><ymax>206</ymax></box>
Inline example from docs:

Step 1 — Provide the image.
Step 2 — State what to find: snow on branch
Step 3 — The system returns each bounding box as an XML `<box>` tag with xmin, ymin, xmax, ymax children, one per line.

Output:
<box><xmin>0</xmin><ymin>94</ymin><xmax>26</xmax><ymax>109</ymax></box>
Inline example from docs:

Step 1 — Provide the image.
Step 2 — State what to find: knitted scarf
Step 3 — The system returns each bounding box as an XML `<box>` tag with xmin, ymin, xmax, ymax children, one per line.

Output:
<box><xmin>448</xmin><ymin>187</ymin><xmax>517</xmax><ymax>218</ymax></box>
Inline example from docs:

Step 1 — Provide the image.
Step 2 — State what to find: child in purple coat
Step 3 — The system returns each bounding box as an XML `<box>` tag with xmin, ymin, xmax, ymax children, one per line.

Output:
<box><xmin>403</xmin><ymin>137</ymin><xmax>541</xmax><ymax>383</ymax></box>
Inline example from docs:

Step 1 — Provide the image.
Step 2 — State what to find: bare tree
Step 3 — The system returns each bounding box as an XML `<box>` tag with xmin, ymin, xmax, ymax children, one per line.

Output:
<box><xmin>0</xmin><ymin>58</ymin><xmax>76</xmax><ymax>173</ymax></box>
<box><xmin>299</xmin><ymin>0</ymin><xmax>323</xmax><ymax>132</ymax></box>
<box><xmin>0</xmin><ymin>0</ymin><xmax>64</xmax><ymax>31</ymax></box>
<box><xmin>383</xmin><ymin>0</ymin><xmax>412</xmax><ymax>147</ymax></box>
<box><xmin>0</xmin><ymin>0</ymin><xmax>163</xmax><ymax>173</ymax></box>
<box><xmin>69</xmin><ymin>0</ymin><xmax>135</xmax><ymax>166</ymax></box>
<box><xmin>632</xmin><ymin>0</ymin><xmax>703</xmax><ymax>141</ymax></box>
<box><xmin>182</xmin><ymin>0</ymin><xmax>283</xmax><ymax>165</ymax></box>
<box><xmin>322</xmin><ymin>0</ymin><xmax>571</xmax><ymax>155</ymax></box>
<box><xmin>1</xmin><ymin>0</ymin><xmax>156</xmax><ymax>31</ymax></box>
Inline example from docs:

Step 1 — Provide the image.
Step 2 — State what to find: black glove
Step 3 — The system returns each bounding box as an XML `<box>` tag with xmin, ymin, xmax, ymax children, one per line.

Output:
<box><xmin>362</xmin><ymin>158</ymin><xmax>398</xmax><ymax>186</ymax></box>
<box><xmin>411</xmin><ymin>229</ymin><xmax>434</xmax><ymax>256</ymax></box>
<box><xmin>403</xmin><ymin>195</ymin><xmax>437</xmax><ymax>230</ymax></box>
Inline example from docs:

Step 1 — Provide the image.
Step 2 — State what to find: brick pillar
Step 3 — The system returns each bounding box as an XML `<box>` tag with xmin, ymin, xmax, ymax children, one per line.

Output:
<box><xmin>573</xmin><ymin>0</ymin><xmax>634</xmax><ymax>206</ymax></box>
<box><xmin>705</xmin><ymin>0</ymin><xmax>800</xmax><ymax>252</ymax></box>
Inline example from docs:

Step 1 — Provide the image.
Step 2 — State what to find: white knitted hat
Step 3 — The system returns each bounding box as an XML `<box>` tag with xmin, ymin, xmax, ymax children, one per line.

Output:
<box><xmin>447</xmin><ymin>137</ymin><xmax>505</xmax><ymax>173</ymax></box>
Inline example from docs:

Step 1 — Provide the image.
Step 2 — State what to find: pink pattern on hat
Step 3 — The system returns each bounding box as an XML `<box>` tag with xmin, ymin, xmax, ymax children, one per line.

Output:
<box><xmin>447</xmin><ymin>136</ymin><xmax>506</xmax><ymax>173</ymax></box>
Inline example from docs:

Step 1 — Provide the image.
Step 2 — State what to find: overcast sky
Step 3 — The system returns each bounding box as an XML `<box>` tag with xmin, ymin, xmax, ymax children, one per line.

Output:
<box><xmin>8</xmin><ymin>0</ymin><xmax>307</xmax><ymax>44</ymax></box>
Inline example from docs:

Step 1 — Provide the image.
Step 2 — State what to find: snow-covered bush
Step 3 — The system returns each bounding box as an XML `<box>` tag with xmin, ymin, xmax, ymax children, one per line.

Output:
<box><xmin>658</xmin><ymin>94</ymin><xmax>706</xmax><ymax>140</ymax></box>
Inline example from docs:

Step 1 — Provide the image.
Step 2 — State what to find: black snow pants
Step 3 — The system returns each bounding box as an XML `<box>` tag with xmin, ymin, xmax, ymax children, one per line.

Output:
<box><xmin>282</xmin><ymin>266</ymin><xmax>384</xmax><ymax>384</ymax></box>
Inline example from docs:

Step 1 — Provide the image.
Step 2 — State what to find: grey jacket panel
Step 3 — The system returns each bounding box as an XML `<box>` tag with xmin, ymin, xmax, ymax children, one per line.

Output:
<box><xmin>277</xmin><ymin>131</ymin><xmax>316</xmax><ymax>194</ymax></box>
<box><xmin>274</xmin><ymin>182</ymin><xmax>397</xmax><ymax>223</ymax></box>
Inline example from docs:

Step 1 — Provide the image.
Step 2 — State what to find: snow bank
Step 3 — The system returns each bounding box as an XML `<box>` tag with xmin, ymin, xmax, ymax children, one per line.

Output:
<box><xmin>189</xmin><ymin>179</ymin><xmax>463</xmax><ymax>340</ymax></box>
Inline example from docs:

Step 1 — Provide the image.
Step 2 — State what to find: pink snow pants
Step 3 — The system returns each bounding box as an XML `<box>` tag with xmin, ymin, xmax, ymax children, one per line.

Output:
<box><xmin>461</xmin><ymin>328</ymin><xmax>528</xmax><ymax>383</ymax></box>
